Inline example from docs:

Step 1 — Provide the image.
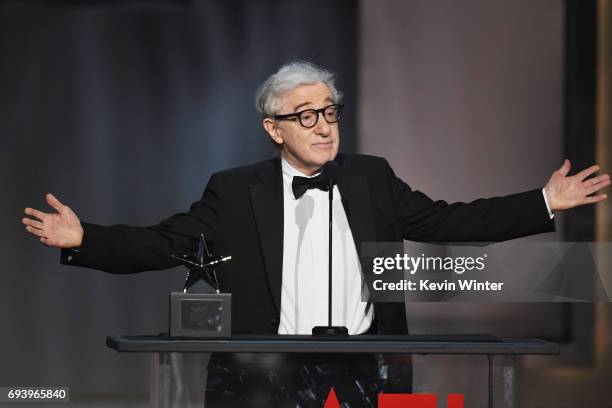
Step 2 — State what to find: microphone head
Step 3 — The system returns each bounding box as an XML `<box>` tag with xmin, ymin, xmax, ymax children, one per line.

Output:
<box><xmin>321</xmin><ymin>161</ymin><xmax>339</xmax><ymax>184</ymax></box>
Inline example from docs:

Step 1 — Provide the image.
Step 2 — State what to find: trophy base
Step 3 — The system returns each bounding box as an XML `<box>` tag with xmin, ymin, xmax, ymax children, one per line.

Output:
<box><xmin>312</xmin><ymin>325</ymin><xmax>349</xmax><ymax>336</ymax></box>
<box><xmin>169</xmin><ymin>292</ymin><xmax>231</xmax><ymax>338</ymax></box>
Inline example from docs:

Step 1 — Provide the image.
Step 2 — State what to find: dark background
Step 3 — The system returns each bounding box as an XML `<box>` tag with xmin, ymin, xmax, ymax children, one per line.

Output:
<box><xmin>1</xmin><ymin>0</ymin><xmax>358</xmax><ymax>402</ymax></box>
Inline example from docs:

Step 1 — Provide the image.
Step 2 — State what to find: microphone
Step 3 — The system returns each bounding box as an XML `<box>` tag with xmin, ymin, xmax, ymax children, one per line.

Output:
<box><xmin>321</xmin><ymin>161</ymin><xmax>339</xmax><ymax>186</ymax></box>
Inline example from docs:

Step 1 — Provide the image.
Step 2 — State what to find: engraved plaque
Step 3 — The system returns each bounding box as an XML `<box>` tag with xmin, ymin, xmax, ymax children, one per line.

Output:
<box><xmin>170</xmin><ymin>292</ymin><xmax>231</xmax><ymax>338</ymax></box>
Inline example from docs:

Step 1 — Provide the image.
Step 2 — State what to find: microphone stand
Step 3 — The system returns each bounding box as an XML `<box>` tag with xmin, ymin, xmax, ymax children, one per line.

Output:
<box><xmin>313</xmin><ymin>177</ymin><xmax>349</xmax><ymax>336</ymax></box>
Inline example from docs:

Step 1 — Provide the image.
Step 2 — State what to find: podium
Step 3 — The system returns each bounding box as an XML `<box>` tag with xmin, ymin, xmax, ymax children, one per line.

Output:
<box><xmin>107</xmin><ymin>334</ymin><xmax>559</xmax><ymax>408</ymax></box>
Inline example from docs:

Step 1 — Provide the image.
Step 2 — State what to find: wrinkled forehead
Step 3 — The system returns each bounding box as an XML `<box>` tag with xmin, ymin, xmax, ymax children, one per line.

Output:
<box><xmin>276</xmin><ymin>82</ymin><xmax>334</xmax><ymax>113</ymax></box>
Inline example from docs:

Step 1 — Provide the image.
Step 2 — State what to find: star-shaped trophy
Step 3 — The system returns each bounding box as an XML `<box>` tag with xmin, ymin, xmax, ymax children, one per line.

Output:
<box><xmin>168</xmin><ymin>234</ymin><xmax>233</xmax><ymax>338</ymax></box>
<box><xmin>170</xmin><ymin>233</ymin><xmax>232</xmax><ymax>294</ymax></box>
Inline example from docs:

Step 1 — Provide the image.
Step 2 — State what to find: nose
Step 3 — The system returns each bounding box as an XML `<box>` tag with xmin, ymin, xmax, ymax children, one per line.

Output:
<box><xmin>313</xmin><ymin>111</ymin><xmax>331</xmax><ymax>136</ymax></box>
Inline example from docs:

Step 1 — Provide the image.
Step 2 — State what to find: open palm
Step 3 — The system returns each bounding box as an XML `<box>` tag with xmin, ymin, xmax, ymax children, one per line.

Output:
<box><xmin>23</xmin><ymin>193</ymin><xmax>84</xmax><ymax>248</ymax></box>
<box><xmin>544</xmin><ymin>159</ymin><xmax>610</xmax><ymax>211</ymax></box>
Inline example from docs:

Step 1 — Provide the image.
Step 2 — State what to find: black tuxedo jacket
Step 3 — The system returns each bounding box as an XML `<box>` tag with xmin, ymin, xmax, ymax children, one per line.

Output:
<box><xmin>62</xmin><ymin>154</ymin><xmax>555</xmax><ymax>334</ymax></box>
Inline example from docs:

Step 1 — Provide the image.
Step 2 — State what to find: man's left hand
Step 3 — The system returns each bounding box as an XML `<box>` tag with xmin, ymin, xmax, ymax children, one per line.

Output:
<box><xmin>544</xmin><ymin>159</ymin><xmax>610</xmax><ymax>212</ymax></box>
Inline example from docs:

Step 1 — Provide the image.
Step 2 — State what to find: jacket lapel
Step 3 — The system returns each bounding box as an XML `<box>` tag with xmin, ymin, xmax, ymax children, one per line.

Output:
<box><xmin>249</xmin><ymin>158</ymin><xmax>284</xmax><ymax>313</ymax></box>
<box><xmin>335</xmin><ymin>154</ymin><xmax>376</xmax><ymax>256</ymax></box>
<box><xmin>335</xmin><ymin>155</ymin><xmax>377</xmax><ymax>322</ymax></box>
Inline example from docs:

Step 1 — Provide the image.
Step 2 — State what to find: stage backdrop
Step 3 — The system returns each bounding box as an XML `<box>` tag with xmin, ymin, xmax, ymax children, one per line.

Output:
<box><xmin>0</xmin><ymin>0</ymin><xmax>357</xmax><ymax>403</ymax></box>
<box><xmin>358</xmin><ymin>0</ymin><xmax>570</xmax><ymax>405</ymax></box>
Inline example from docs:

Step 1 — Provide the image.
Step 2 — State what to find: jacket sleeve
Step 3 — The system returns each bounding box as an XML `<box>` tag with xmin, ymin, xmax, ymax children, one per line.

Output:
<box><xmin>382</xmin><ymin>159</ymin><xmax>556</xmax><ymax>242</ymax></box>
<box><xmin>60</xmin><ymin>173</ymin><xmax>222</xmax><ymax>274</ymax></box>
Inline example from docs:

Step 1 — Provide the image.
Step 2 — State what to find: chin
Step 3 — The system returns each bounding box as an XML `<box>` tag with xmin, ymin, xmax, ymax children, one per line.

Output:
<box><xmin>314</xmin><ymin>152</ymin><xmax>336</xmax><ymax>166</ymax></box>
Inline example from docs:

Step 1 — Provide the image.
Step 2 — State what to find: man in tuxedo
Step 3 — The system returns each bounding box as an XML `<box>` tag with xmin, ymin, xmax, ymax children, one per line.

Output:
<box><xmin>23</xmin><ymin>61</ymin><xmax>610</xmax><ymax>406</ymax></box>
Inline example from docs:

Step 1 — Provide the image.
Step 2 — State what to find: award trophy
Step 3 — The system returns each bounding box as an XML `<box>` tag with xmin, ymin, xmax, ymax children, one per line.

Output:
<box><xmin>168</xmin><ymin>234</ymin><xmax>232</xmax><ymax>338</ymax></box>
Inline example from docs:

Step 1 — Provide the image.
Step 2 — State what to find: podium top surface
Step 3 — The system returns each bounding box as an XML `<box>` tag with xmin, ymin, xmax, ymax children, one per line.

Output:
<box><xmin>106</xmin><ymin>334</ymin><xmax>560</xmax><ymax>355</ymax></box>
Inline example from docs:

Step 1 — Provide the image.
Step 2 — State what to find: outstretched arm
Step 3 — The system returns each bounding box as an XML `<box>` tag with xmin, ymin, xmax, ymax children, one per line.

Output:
<box><xmin>22</xmin><ymin>174</ymin><xmax>222</xmax><ymax>274</ymax></box>
<box><xmin>385</xmin><ymin>159</ymin><xmax>609</xmax><ymax>243</ymax></box>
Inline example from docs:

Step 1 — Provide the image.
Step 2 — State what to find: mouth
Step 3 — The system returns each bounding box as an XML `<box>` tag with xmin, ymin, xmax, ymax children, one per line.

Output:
<box><xmin>313</xmin><ymin>141</ymin><xmax>334</xmax><ymax>149</ymax></box>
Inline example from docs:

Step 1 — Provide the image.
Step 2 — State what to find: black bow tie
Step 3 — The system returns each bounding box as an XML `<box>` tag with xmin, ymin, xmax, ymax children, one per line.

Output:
<box><xmin>292</xmin><ymin>173</ymin><xmax>331</xmax><ymax>199</ymax></box>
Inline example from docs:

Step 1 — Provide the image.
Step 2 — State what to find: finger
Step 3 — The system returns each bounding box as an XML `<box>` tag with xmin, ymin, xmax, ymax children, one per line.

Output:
<box><xmin>24</xmin><ymin>207</ymin><xmax>49</xmax><ymax>222</ymax></box>
<box><xmin>585</xmin><ymin>174</ymin><xmax>610</xmax><ymax>185</ymax></box>
<box><xmin>587</xmin><ymin>179</ymin><xmax>612</xmax><ymax>195</ymax></box>
<box><xmin>583</xmin><ymin>194</ymin><xmax>608</xmax><ymax>205</ymax></box>
<box><xmin>558</xmin><ymin>159</ymin><xmax>571</xmax><ymax>177</ymax></box>
<box><xmin>576</xmin><ymin>164</ymin><xmax>600</xmax><ymax>181</ymax></box>
<box><xmin>46</xmin><ymin>193</ymin><xmax>66</xmax><ymax>213</ymax></box>
<box><xmin>40</xmin><ymin>237</ymin><xmax>51</xmax><ymax>247</ymax></box>
<box><xmin>22</xmin><ymin>217</ymin><xmax>44</xmax><ymax>230</ymax></box>
<box><xmin>583</xmin><ymin>174</ymin><xmax>609</xmax><ymax>190</ymax></box>
<box><xmin>25</xmin><ymin>225</ymin><xmax>47</xmax><ymax>238</ymax></box>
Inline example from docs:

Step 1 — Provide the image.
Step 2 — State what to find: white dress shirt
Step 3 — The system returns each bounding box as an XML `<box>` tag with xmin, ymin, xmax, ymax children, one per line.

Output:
<box><xmin>277</xmin><ymin>158</ymin><xmax>373</xmax><ymax>335</ymax></box>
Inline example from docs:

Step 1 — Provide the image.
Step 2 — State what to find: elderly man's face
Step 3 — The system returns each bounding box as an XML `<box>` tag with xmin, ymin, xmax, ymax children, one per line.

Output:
<box><xmin>263</xmin><ymin>82</ymin><xmax>340</xmax><ymax>175</ymax></box>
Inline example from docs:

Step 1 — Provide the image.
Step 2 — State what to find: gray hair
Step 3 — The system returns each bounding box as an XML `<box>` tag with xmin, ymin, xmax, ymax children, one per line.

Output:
<box><xmin>255</xmin><ymin>61</ymin><xmax>343</xmax><ymax>117</ymax></box>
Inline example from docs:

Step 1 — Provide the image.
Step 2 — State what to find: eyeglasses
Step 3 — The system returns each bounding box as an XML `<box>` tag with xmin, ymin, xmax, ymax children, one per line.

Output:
<box><xmin>273</xmin><ymin>104</ymin><xmax>344</xmax><ymax>128</ymax></box>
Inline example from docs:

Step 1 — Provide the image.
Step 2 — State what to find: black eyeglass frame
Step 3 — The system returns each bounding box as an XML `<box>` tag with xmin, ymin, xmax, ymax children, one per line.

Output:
<box><xmin>272</xmin><ymin>104</ymin><xmax>344</xmax><ymax>128</ymax></box>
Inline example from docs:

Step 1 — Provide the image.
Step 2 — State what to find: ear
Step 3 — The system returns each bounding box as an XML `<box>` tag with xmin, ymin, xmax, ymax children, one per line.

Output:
<box><xmin>263</xmin><ymin>118</ymin><xmax>284</xmax><ymax>146</ymax></box>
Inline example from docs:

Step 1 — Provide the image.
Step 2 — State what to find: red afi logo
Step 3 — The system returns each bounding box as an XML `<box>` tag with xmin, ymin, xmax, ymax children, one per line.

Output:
<box><xmin>324</xmin><ymin>387</ymin><xmax>465</xmax><ymax>408</ymax></box>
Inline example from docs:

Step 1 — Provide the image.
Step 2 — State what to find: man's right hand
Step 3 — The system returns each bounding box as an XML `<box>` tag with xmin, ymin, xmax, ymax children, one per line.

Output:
<box><xmin>23</xmin><ymin>193</ymin><xmax>84</xmax><ymax>248</ymax></box>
